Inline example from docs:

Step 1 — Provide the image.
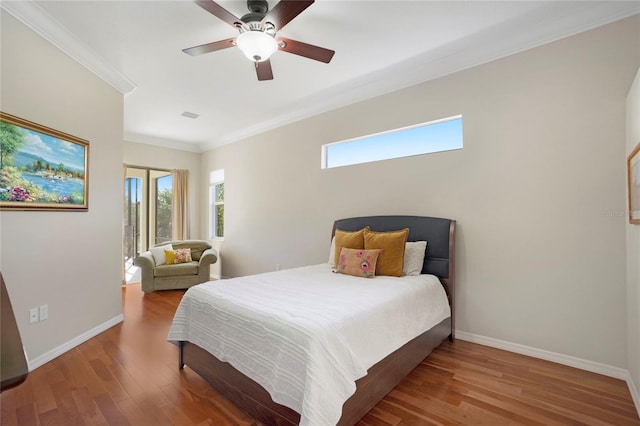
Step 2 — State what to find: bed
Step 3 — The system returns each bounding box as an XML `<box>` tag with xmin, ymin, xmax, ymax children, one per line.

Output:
<box><xmin>168</xmin><ymin>215</ymin><xmax>456</xmax><ymax>425</ymax></box>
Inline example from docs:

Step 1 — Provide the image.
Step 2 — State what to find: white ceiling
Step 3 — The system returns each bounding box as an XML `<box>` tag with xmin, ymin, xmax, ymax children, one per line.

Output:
<box><xmin>3</xmin><ymin>1</ymin><xmax>639</xmax><ymax>152</ymax></box>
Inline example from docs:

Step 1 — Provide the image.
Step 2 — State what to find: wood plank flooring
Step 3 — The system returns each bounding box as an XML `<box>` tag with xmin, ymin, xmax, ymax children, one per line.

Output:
<box><xmin>1</xmin><ymin>283</ymin><xmax>638</xmax><ymax>425</ymax></box>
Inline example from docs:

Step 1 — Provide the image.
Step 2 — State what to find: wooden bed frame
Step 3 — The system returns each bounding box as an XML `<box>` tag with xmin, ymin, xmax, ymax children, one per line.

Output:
<box><xmin>178</xmin><ymin>215</ymin><xmax>456</xmax><ymax>425</ymax></box>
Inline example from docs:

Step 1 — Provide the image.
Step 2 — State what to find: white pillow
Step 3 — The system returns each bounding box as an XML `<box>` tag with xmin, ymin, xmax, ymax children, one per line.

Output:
<box><xmin>150</xmin><ymin>244</ymin><xmax>173</xmax><ymax>265</ymax></box>
<box><xmin>403</xmin><ymin>241</ymin><xmax>427</xmax><ymax>276</ymax></box>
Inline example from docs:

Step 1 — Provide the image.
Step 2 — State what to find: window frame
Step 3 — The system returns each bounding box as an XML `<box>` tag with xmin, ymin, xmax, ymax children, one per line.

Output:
<box><xmin>209</xmin><ymin>169</ymin><xmax>224</xmax><ymax>240</ymax></box>
<box><xmin>153</xmin><ymin>172</ymin><xmax>173</xmax><ymax>245</ymax></box>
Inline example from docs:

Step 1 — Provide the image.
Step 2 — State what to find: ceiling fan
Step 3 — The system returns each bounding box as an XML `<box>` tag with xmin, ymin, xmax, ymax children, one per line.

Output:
<box><xmin>183</xmin><ymin>0</ymin><xmax>335</xmax><ymax>81</ymax></box>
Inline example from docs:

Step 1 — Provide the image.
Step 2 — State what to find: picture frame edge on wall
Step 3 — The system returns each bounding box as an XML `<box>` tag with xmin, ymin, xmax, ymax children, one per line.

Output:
<box><xmin>628</xmin><ymin>140</ymin><xmax>640</xmax><ymax>225</ymax></box>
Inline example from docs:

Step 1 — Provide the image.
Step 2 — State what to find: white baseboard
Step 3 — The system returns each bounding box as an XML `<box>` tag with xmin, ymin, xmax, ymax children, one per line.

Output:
<box><xmin>455</xmin><ymin>330</ymin><xmax>629</xmax><ymax>379</ymax></box>
<box><xmin>626</xmin><ymin>372</ymin><xmax>640</xmax><ymax>417</ymax></box>
<box><xmin>28</xmin><ymin>314</ymin><xmax>124</xmax><ymax>371</ymax></box>
<box><xmin>455</xmin><ymin>331</ymin><xmax>640</xmax><ymax>418</ymax></box>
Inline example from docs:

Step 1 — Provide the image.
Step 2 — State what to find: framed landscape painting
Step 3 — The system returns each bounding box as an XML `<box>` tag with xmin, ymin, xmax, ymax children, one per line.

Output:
<box><xmin>629</xmin><ymin>141</ymin><xmax>640</xmax><ymax>224</ymax></box>
<box><xmin>0</xmin><ymin>112</ymin><xmax>89</xmax><ymax>211</ymax></box>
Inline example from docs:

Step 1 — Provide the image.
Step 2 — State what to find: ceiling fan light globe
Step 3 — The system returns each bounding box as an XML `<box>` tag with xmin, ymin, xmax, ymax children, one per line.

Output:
<box><xmin>236</xmin><ymin>31</ymin><xmax>278</xmax><ymax>62</ymax></box>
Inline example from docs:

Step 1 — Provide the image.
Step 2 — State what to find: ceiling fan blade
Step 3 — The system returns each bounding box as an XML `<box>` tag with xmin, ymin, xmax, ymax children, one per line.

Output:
<box><xmin>255</xmin><ymin>60</ymin><xmax>274</xmax><ymax>81</ymax></box>
<box><xmin>183</xmin><ymin>37</ymin><xmax>236</xmax><ymax>56</ymax></box>
<box><xmin>262</xmin><ymin>0</ymin><xmax>314</xmax><ymax>31</ymax></box>
<box><xmin>195</xmin><ymin>0</ymin><xmax>241</xmax><ymax>28</ymax></box>
<box><xmin>278</xmin><ymin>37</ymin><xmax>335</xmax><ymax>63</ymax></box>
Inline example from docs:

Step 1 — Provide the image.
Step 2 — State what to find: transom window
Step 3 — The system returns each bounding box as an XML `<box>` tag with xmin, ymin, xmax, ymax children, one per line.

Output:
<box><xmin>322</xmin><ymin>115</ymin><xmax>463</xmax><ymax>169</ymax></box>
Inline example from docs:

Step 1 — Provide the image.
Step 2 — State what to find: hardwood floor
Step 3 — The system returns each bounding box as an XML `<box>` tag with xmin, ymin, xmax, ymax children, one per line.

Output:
<box><xmin>1</xmin><ymin>283</ymin><xmax>638</xmax><ymax>426</ymax></box>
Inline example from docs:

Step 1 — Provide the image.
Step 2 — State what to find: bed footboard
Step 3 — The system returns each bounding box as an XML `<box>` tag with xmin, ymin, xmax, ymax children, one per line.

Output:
<box><xmin>181</xmin><ymin>339</ymin><xmax>300</xmax><ymax>425</ymax></box>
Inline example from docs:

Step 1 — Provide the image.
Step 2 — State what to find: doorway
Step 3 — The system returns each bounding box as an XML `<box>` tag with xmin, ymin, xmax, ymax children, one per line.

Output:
<box><xmin>123</xmin><ymin>166</ymin><xmax>173</xmax><ymax>283</ymax></box>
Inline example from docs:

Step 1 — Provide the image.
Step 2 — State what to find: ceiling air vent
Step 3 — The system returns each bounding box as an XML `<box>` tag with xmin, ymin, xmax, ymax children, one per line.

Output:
<box><xmin>181</xmin><ymin>111</ymin><xmax>199</xmax><ymax>119</ymax></box>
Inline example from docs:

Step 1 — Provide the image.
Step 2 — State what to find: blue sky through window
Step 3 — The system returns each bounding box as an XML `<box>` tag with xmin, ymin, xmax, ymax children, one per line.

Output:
<box><xmin>157</xmin><ymin>175</ymin><xmax>172</xmax><ymax>192</ymax></box>
<box><xmin>323</xmin><ymin>115</ymin><xmax>463</xmax><ymax>169</ymax></box>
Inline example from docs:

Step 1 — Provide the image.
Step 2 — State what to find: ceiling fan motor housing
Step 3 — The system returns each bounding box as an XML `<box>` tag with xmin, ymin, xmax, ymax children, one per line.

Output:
<box><xmin>240</xmin><ymin>12</ymin><xmax>265</xmax><ymax>25</ymax></box>
<box><xmin>241</xmin><ymin>0</ymin><xmax>268</xmax><ymax>24</ymax></box>
<box><xmin>247</xmin><ymin>0</ymin><xmax>268</xmax><ymax>14</ymax></box>
<box><xmin>240</xmin><ymin>0</ymin><xmax>275</xmax><ymax>34</ymax></box>
<box><xmin>243</xmin><ymin>20</ymin><xmax>265</xmax><ymax>31</ymax></box>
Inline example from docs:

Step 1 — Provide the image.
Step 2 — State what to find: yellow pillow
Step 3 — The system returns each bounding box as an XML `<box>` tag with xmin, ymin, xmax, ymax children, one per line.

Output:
<box><xmin>164</xmin><ymin>249</ymin><xmax>177</xmax><ymax>265</ymax></box>
<box><xmin>333</xmin><ymin>227</ymin><xmax>369</xmax><ymax>268</ymax></box>
<box><xmin>364</xmin><ymin>228</ymin><xmax>409</xmax><ymax>277</ymax></box>
<box><xmin>335</xmin><ymin>248</ymin><xmax>381</xmax><ymax>278</ymax></box>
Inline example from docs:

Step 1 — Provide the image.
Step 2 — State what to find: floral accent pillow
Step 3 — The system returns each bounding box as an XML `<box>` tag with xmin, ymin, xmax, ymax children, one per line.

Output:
<box><xmin>335</xmin><ymin>247</ymin><xmax>382</xmax><ymax>278</ymax></box>
<box><xmin>164</xmin><ymin>248</ymin><xmax>193</xmax><ymax>264</ymax></box>
<box><xmin>174</xmin><ymin>248</ymin><xmax>193</xmax><ymax>264</ymax></box>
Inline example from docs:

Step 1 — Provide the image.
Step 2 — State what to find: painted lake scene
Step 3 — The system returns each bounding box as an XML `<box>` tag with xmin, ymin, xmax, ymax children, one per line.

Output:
<box><xmin>0</xmin><ymin>113</ymin><xmax>88</xmax><ymax>210</ymax></box>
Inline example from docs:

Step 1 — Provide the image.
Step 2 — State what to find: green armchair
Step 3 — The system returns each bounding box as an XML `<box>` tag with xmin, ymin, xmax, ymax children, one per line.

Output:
<box><xmin>134</xmin><ymin>240</ymin><xmax>218</xmax><ymax>293</ymax></box>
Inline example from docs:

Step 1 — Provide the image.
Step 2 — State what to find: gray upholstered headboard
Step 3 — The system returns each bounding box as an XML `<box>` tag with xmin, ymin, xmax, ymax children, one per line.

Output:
<box><xmin>332</xmin><ymin>215</ymin><xmax>456</xmax><ymax>330</ymax></box>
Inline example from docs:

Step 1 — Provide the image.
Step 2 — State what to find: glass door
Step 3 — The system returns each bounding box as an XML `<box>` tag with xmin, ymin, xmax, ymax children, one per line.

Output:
<box><xmin>150</xmin><ymin>170</ymin><xmax>172</xmax><ymax>245</ymax></box>
<box><xmin>123</xmin><ymin>167</ymin><xmax>148</xmax><ymax>283</ymax></box>
<box><xmin>122</xmin><ymin>167</ymin><xmax>173</xmax><ymax>284</ymax></box>
<box><xmin>123</xmin><ymin>176</ymin><xmax>141</xmax><ymax>262</ymax></box>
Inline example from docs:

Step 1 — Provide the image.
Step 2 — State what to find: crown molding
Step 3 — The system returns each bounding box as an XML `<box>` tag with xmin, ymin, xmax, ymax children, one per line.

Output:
<box><xmin>124</xmin><ymin>132</ymin><xmax>203</xmax><ymax>153</ymax></box>
<box><xmin>1</xmin><ymin>1</ymin><xmax>136</xmax><ymax>95</ymax></box>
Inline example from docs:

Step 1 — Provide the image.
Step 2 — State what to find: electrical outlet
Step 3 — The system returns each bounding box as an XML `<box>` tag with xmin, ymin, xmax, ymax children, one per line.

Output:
<box><xmin>39</xmin><ymin>304</ymin><xmax>48</xmax><ymax>321</ymax></box>
<box><xmin>276</xmin><ymin>263</ymin><xmax>281</xmax><ymax>271</ymax></box>
<box><xmin>29</xmin><ymin>308</ymin><xmax>39</xmax><ymax>324</ymax></box>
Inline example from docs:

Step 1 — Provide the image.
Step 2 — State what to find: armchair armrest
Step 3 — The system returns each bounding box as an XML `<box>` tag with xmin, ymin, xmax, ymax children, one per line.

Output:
<box><xmin>134</xmin><ymin>251</ymin><xmax>155</xmax><ymax>269</ymax></box>
<box><xmin>198</xmin><ymin>248</ymin><xmax>218</xmax><ymax>282</ymax></box>
<box><xmin>198</xmin><ymin>248</ymin><xmax>218</xmax><ymax>267</ymax></box>
<box><xmin>134</xmin><ymin>252</ymin><xmax>156</xmax><ymax>292</ymax></box>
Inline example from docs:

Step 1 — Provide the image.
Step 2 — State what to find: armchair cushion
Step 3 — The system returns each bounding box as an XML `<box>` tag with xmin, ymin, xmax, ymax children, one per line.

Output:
<box><xmin>155</xmin><ymin>262</ymin><xmax>199</xmax><ymax>277</ymax></box>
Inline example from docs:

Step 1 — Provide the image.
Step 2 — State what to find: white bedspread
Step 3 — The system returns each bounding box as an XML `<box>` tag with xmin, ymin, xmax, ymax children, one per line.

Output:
<box><xmin>167</xmin><ymin>264</ymin><xmax>450</xmax><ymax>426</ymax></box>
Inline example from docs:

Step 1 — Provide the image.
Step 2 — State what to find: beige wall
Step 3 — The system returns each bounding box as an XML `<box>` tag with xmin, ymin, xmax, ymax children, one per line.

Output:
<box><xmin>0</xmin><ymin>14</ymin><xmax>123</xmax><ymax>363</ymax></box>
<box><xmin>627</xmin><ymin>68</ymin><xmax>640</xmax><ymax>408</ymax></box>
<box><xmin>123</xmin><ymin>141</ymin><xmax>201</xmax><ymax>240</ymax></box>
<box><xmin>202</xmin><ymin>16</ymin><xmax>640</xmax><ymax>368</ymax></box>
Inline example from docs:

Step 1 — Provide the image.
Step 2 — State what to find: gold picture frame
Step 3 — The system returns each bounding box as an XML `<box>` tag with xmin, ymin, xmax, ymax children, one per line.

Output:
<box><xmin>0</xmin><ymin>112</ymin><xmax>89</xmax><ymax>211</ymax></box>
<box><xmin>628</xmin><ymin>141</ymin><xmax>640</xmax><ymax>224</ymax></box>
